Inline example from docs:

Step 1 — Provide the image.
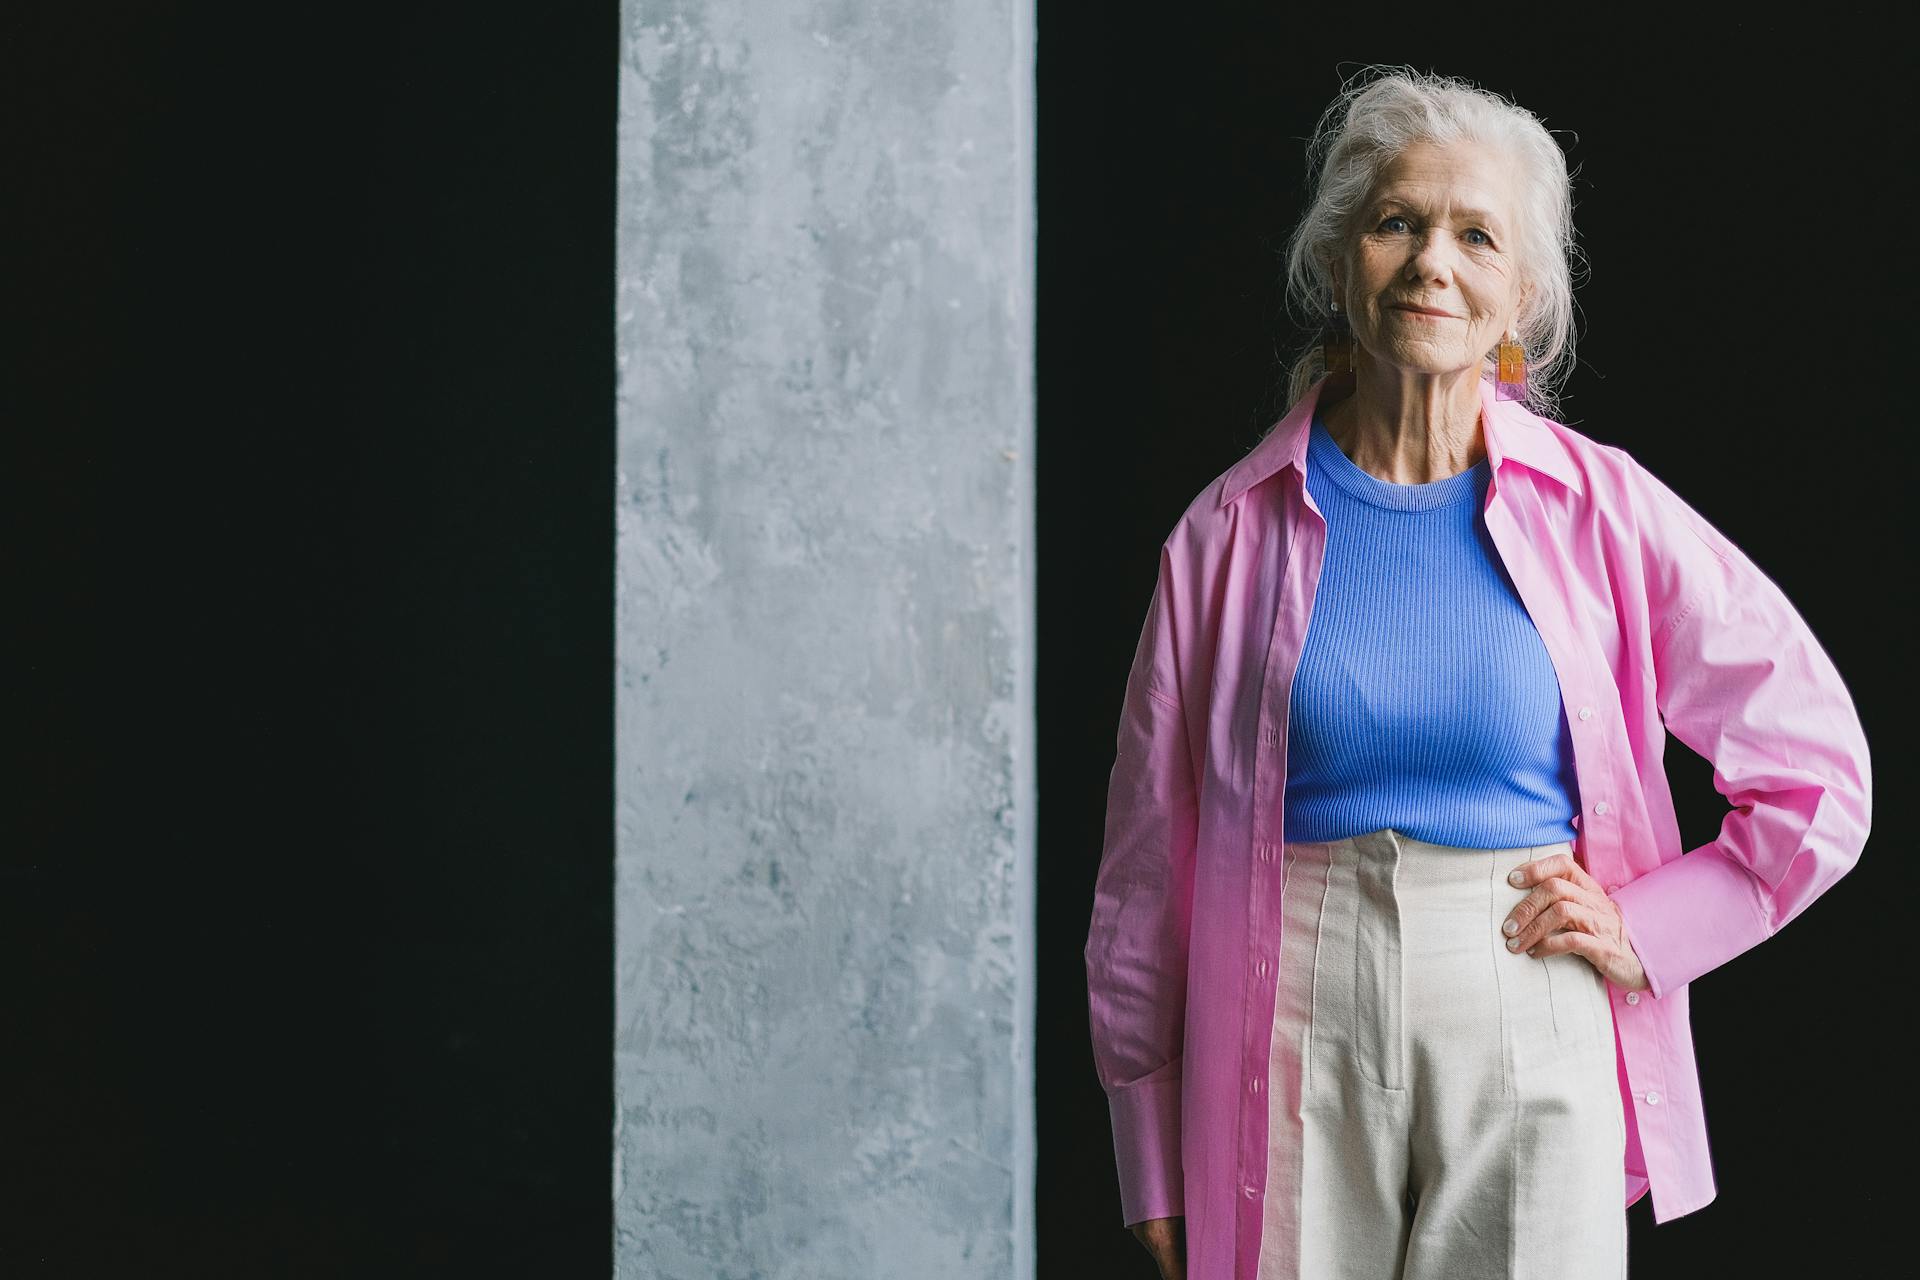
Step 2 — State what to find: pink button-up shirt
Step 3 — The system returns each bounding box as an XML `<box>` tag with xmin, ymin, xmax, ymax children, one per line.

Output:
<box><xmin>1084</xmin><ymin>373</ymin><xmax>1873</xmax><ymax>1280</ymax></box>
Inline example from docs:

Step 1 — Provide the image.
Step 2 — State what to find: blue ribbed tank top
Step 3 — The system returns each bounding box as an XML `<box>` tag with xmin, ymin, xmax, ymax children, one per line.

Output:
<box><xmin>1282</xmin><ymin>408</ymin><xmax>1581</xmax><ymax>849</ymax></box>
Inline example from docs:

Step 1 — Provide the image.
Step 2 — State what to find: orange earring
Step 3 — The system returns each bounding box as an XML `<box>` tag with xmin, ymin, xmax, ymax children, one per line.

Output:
<box><xmin>1323</xmin><ymin>298</ymin><xmax>1355</xmax><ymax>376</ymax></box>
<box><xmin>1495</xmin><ymin>332</ymin><xmax>1528</xmax><ymax>401</ymax></box>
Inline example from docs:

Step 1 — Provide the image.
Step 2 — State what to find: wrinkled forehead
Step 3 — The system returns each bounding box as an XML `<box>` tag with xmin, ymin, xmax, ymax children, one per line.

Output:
<box><xmin>1361</xmin><ymin>140</ymin><xmax>1519</xmax><ymax>229</ymax></box>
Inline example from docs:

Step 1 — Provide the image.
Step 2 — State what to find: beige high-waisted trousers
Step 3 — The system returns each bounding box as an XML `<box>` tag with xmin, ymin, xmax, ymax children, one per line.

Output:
<box><xmin>1256</xmin><ymin>827</ymin><xmax>1627</xmax><ymax>1280</ymax></box>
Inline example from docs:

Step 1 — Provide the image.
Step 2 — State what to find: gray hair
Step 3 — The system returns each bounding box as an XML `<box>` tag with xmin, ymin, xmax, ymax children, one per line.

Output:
<box><xmin>1280</xmin><ymin>66</ymin><xmax>1585</xmax><ymax>422</ymax></box>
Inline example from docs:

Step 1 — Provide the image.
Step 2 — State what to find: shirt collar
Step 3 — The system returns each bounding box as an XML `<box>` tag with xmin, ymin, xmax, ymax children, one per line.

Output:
<box><xmin>1217</xmin><ymin>374</ymin><xmax>1584</xmax><ymax>507</ymax></box>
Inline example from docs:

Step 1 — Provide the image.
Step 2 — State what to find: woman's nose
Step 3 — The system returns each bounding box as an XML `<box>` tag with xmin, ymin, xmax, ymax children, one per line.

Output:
<box><xmin>1405</xmin><ymin>233</ymin><xmax>1457</xmax><ymax>284</ymax></box>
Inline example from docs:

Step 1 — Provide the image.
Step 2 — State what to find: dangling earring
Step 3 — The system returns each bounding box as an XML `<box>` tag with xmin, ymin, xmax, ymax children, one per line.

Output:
<box><xmin>1494</xmin><ymin>330</ymin><xmax>1528</xmax><ymax>402</ymax></box>
<box><xmin>1323</xmin><ymin>298</ymin><xmax>1355</xmax><ymax>376</ymax></box>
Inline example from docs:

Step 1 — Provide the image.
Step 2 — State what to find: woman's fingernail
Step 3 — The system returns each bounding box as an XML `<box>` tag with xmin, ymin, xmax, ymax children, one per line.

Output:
<box><xmin>1507</xmin><ymin>938</ymin><xmax>1520</xmax><ymax>950</ymax></box>
<box><xmin>1502</xmin><ymin>919</ymin><xmax>1519</xmax><ymax>935</ymax></box>
<box><xmin>1508</xmin><ymin>870</ymin><xmax>1525</xmax><ymax>886</ymax></box>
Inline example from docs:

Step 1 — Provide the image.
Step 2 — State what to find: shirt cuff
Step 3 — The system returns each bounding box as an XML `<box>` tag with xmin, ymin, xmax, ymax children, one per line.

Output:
<box><xmin>1610</xmin><ymin>842</ymin><xmax>1772</xmax><ymax>999</ymax></box>
<box><xmin>1108</xmin><ymin>1076</ymin><xmax>1183</xmax><ymax>1227</ymax></box>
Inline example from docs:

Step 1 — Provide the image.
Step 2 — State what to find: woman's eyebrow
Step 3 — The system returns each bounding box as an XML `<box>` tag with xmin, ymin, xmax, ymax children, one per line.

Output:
<box><xmin>1370</xmin><ymin>197</ymin><xmax>1503</xmax><ymax>231</ymax></box>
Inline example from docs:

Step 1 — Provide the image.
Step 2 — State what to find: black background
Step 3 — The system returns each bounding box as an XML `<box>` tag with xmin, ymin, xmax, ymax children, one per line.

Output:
<box><xmin>9</xmin><ymin>3</ymin><xmax>1913</xmax><ymax>1277</ymax></box>
<box><xmin>12</xmin><ymin>4</ymin><xmax>612</xmax><ymax>1275</ymax></box>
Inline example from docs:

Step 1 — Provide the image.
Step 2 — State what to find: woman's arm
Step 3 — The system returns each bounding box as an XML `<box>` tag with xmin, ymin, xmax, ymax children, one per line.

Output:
<box><xmin>1608</xmin><ymin>460</ymin><xmax>1873</xmax><ymax>998</ymax></box>
<box><xmin>1085</xmin><ymin>542</ymin><xmax>1200</xmax><ymax>1228</ymax></box>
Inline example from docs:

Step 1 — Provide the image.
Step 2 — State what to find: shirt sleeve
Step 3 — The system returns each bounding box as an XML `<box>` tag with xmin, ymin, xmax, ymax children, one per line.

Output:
<box><xmin>1084</xmin><ymin>542</ymin><xmax>1199</xmax><ymax>1228</ymax></box>
<box><xmin>1609</xmin><ymin>460</ymin><xmax>1873</xmax><ymax>999</ymax></box>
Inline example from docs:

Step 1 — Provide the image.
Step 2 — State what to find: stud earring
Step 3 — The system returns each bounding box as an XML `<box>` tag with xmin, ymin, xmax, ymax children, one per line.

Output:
<box><xmin>1494</xmin><ymin>330</ymin><xmax>1528</xmax><ymax>402</ymax></box>
<box><xmin>1322</xmin><ymin>298</ymin><xmax>1355</xmax><ymax>376</ymax></box>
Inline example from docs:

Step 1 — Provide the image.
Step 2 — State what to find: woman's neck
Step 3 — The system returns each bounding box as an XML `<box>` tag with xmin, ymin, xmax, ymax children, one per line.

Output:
<box><xmin>1318</xmin><ymin>367</ymin><xmax>1487</xmax><ymax>484</ymax></box>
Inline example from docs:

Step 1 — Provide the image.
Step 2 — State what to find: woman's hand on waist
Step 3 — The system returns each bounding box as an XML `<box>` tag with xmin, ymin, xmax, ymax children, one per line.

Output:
<box><xmin>1501</xmin><ymin>852</ymin><xmax>1653</xmax><ymax>993</ymax></box>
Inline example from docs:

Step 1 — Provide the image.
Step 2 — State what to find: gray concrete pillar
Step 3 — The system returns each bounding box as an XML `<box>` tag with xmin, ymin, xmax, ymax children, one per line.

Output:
<box><xmin>616</xmin><ymin>4</ymin><xmax>1035</xmax><ymax>1276</ymax></box>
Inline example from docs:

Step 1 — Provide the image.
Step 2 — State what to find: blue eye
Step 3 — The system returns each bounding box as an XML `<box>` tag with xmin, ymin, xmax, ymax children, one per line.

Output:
<box><xmin>1378</xmin><ymin>216</ymin><xmax>1493</xmax><ymax>246</ymax></box>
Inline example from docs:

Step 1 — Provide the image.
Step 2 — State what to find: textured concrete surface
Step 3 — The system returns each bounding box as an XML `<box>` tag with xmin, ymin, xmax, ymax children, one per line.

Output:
<box><xmin>615</xmin><ymin>3</ymin><xmax>1035</xmax><ymax>1276</ymax></box>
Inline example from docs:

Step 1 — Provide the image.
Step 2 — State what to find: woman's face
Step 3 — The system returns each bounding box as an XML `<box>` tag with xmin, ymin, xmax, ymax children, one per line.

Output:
<box><xmin>1335</xmin><ymin>139</ymin><xmax>1528</xmax><ymax>381</ymax></box>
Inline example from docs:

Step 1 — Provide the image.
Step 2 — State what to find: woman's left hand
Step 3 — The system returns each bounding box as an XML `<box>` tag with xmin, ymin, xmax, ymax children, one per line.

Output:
<box><xmin>1501</xmin><ymin>852</ymin><xmax>1653</xmax><ymax>993</ymax></box>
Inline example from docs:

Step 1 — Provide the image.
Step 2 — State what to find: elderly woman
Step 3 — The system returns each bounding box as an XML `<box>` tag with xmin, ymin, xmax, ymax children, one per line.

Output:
<box><xmin>1084</xmin><ymin>68</ymin><xmax>1871</xmax><ymax>1280</ymax></box>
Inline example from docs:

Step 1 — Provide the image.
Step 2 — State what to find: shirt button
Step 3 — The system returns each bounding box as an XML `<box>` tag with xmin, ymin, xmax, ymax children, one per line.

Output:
<box><xmin>1250</xmin><ymin>1076</ymin><xmax>1262</xmax><ymax>1094</ymax></box>
<box><xmin>1593</xmin><ymin>801</ymin><xmax>1611</xmax><ymax>816</ymax></box>
<box><xmin>1244</xmin><ymin>1184</ymin><xmax>1259</xmax><ymax>1199</ymax></box>
<box><xmin>1578</xmin><ymin>705</ymin><xmax>1594</xmax><ymax>720</ymax></box>
<box><xmin>1255</xmin><ymin>959</ymin><xmax>1269</xmax><ymax>977</ymax></box>
<box><xmin>1644</xmin><ymin>1091</ymin><xmax>1661</xmax><ymax>1105</ymax></box>
<box><xmin>1625</xmin><ymin>991</ymin><xmax>1640</xmax><ymax>1005</ymax></box>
